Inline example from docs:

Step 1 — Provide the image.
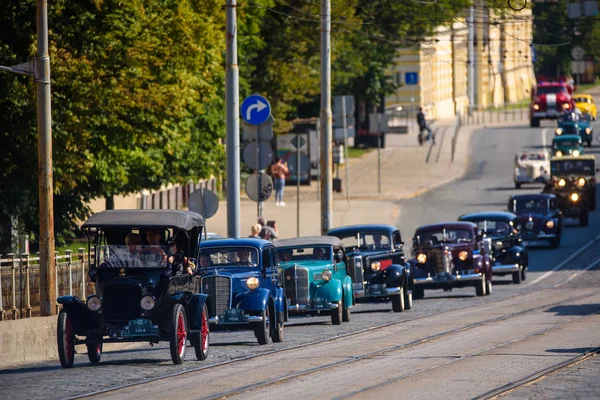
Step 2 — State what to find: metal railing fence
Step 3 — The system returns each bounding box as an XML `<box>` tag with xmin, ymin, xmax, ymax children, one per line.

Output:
<box><xmin>459</xmin><ymin>102</ymin><xmax>529</xmax><ymax>127</ymax></box>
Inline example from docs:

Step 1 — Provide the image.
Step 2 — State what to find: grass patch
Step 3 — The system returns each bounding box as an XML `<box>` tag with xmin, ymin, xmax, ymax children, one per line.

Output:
<box><xmin>575</xmin><ymin>77</ymin><xmax>600</xmax><ymax>94</ymax></box>
<box><xmin>55</xmin><ymin>240</ymin><xmax>88</xmax><ymax>254</ymax></box>
<box><xmin>347</xmin><ymin>147</ymin><xmax>375</xmax><ymax>158</ymax></box>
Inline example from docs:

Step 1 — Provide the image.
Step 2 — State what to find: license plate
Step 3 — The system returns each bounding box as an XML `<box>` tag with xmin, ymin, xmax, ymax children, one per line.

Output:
<box><xmin>311</xmin><ymin>298</ymin><xmax>330</xmax><ymax>309</ymax></box>
<box><xmin>436</xmin><ymin>273</ymin><xmax>449</xmax><ymax>281</ymax></box>
<box><xmin>352</xmin><ymin>282</ymin><xmax>364</xmax><ymax>290</ymax></box>
<box><xmin>367</xmin><ymin>284</ymin><xmax>386</xmax><ymax>295</ymax></box>
<box><xmin>548</xmin><ymin>110</ymin><xmax>558</xmax><ymax>116</ymax></box>
<box><xmin>223</xmin><ymin>308</ymin><xmax>246</xmax><ymax>323</ymax></box>
<box><xmin>122</xmin><ymin>319</ymin><xmax>159</xmax><ymax>337</ymax></box>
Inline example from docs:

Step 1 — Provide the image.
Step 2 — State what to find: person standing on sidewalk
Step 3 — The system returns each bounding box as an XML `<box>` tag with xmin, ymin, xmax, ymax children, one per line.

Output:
<box><xmin>417</xmin><ymin>107</ymin><xmax>434</xmax><ymax>144</ymax></box>
<box><xmin>270</xmin><ymin>157</ymin><xmax>289</xmax><ymax>206</ymax></box>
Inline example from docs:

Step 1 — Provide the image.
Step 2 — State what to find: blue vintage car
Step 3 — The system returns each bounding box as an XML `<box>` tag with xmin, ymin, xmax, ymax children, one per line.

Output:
<box><xmin>458</xmin><ymin>212</ymin><xmax>528</xmax><ymax>284</ymax></box>
<box><xmin>508</xmin><ymin>193</ymin><xmax>563</xmax><ymax>247</ymax></box>
<box><xmin>274</xmin><ymin>236</ymin><xmax>354</xmax><ymax>325</ymax></box>
<box><xmin>198</xmin><ymin>238</ymin><xmax>287</xmax><ymax>345</ymax></box>
<box><xmin>327</xmin><ymin>224</ymin><xmax>412</xmax><ymax>312</ymax></box>
<box><xmin>556</xmin><ymin>112</ymin><xmax>593</xmax><ymax>146</ymax></box>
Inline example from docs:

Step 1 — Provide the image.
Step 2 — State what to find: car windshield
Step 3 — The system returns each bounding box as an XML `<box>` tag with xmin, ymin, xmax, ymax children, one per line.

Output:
<box><xmin>574</xmin><ymin>97</ymin><xmax>591</xmax><ymax>103</ymax></box>
<box><xmin>336</xmin><ymin>232</ymin><xmax>391</xmax><ymax>252</ymax></box>
<box><xmin>277</xmin><ymin>246</ymin><xmax>332</xmax><ymax>262</ymax></box>
<box><xmin>537</xmin><ymin>86</ymin><xmax>566</xmax><ymax>95</ymax></box>
<box><xmin>198</xmin><ymin>247</ymin><xmax>259</xmax><ymax>268</ymax></box>
<box><xmin>513</xmin><ymin>198</ymin><xmax>549</xmax><ymax>214</ymax></box>
<box><xmin>551</xmin><ymin>159</ymin><xmax>595</xmax><ymax>175</ymax></box>
<box><xmin>416</xmin><ymin>229</ymin><xmax>473</xmax><ymax>245</ymax></box>
<box><xmin>467</xmin><ymin>220</ymin><xmax>512</xmax><ymax>236</ymax></box>
<box><xmin>553</xmin><ymin>139</ymin><xmax>579</xmax><ymax>148</ymax></box>
<box><xmin>97</xmin><ymin>245</ymin><xmax>168</xmax><ymax>269</ymax></box>
<box><xmin>560</xmin><ymin>125</ymin><xmax>580</xmax><ymax>134</ymax></box>
<box><xmin>559</xmin><ymin>113</ymin><xmax>579</xmax><ymax>122</ymax></box>
<box><xmin>519</xmin><ymin>153</ymin><xmax>546</xmax><ymax>161</ymax></box>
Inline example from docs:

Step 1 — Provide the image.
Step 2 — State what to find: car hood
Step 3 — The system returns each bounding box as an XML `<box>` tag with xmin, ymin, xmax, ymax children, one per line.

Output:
<box><xmin>200</xmin><ymin>267</ymin><xmax>262</xmax><ymax>280</ymax></box>
<box><xmin>280</xmin><ymin>260</ymin><xmax>333</xmax><ymax>270</ymax></box>
<box><xmin>347</xmin><ymin>249</ymin><xmax>391</xmax><ymax>258</ymax></box>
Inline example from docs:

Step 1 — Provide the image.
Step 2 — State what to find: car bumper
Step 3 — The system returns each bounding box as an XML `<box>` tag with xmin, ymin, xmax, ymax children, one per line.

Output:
<box><xmin>533</xmin><ymin>111</ymin><xmax>560</xmax><ymax>118</ymax></box>
<box><xmin>208</xmin><ymin>315</ymin><xmax>263</xmax><ymax>325</ymax></box>
<box><xmin>413</xmin><ymin>272</ymin><xmax>482</xmax><ymax>284</ymax></box>
<box><xmin>492</xmin><ymin>263</ymin><xmax>520</xmax><ymax>274</ymax></box>
<box><xmin>287</xmin><ymin>302</ymin><xmax>339</xmax><ymax>312</ymax></box>
<box><xmin>522</xmin><ymin>232</ymin><xmax>557</xmax><ymax>241</ymax></box>
<box><xmin>353</xmin><ymin>286</ymin><xmax>401</xmax><ymax>299</ymax></box>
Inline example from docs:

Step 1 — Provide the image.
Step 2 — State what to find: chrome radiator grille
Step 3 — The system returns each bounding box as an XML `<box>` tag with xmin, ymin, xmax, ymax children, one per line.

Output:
<box><xmin>201</xmin><ymin>276</ymin><xmax>231</xmax><ymax>317</ymax></box>
<box><xmin>430</xmin><ymin>248</ymin><xmax>449</xmax><ymax>274</ymax></box>
<box><xmin>283</xmin><ymin>266</ymin><xmax>309</xmax><ymax>305</ymax></box>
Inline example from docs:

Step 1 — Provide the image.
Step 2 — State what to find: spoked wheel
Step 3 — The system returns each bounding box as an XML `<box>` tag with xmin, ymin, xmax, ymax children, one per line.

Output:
<box><xmin>57</xmin><ymin>310</ymin><xmax>75</xmax><ymax>368</ymax></box>
<box><xmin>403</xmin><ymin>285</ymin><xmax>413</xmax><ymax>310</ymax></box>
<box><xmin>475</xmin><ymin>276</ymin><xmax>486</xmax><ymax>296</ymax></box>
<box><xmin>413</xmin><ymin>287</ymin><xmax>425</xmax><ymax>300</ymax></box>
<box><xmin>391</xmin><ymin>287</ymin><xmax>405</xmax><ymax>312</ymax></box>
<box><xmin>331</xmin><ymin>300</ymin><xmax>343</xmax><ymax>325</ymax></box>
<box><xmin>270</xmin><ymin>304</ymin><xmax>284</xmax><ymax>343</ymax></box>
<box><xmin>342</xmin><ymin>294</ymin><xmax>351</xmax><ymax>322</ymax></box>
<box><xmin>86</xmin><ymin>337</ymin><xmax>103</xmax><ymax>364</ymax></box>
<box><xmin>254</xmin><ymin>308</ymin><xmax>270</xmax><ymax>345</ymax></box>
<box><xmin>193</xmin><ymin>304</ymin><xmax>210</xmax><ymax>361</ymax></box>
<box><xmin>169</xmin><ymin>304</ymin><xmax>188</xmax><ymax>365</ymax></box>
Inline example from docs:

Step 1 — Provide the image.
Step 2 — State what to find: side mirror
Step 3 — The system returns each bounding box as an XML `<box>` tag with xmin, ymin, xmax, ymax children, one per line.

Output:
<box><xmin>482</xmin><ymin>238</ymin><xmax>492</xmax><ymax>254</ymax></box>
<box><xmin>335</xmin><ymin>250</ymin><xmax>344</xmax><ymax>262</ymax></box>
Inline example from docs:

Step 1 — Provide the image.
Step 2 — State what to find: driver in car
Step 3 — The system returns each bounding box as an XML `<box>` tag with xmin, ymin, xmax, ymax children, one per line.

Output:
<box><xmin>237</xmin><ymin>248</ymin><xmax>253</xmax><ymax>266</ymax></box>
<box><xmin>313</xmin><ymin>247</ymin><xmax>327</xmax><ymax>260</ymax></box>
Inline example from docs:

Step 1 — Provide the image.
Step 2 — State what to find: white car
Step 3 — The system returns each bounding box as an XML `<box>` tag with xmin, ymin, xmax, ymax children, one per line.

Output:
<box><xmin>513</xmin><ymin>151</ymin><xmax>550</xmax><ymax>189</ymax></box>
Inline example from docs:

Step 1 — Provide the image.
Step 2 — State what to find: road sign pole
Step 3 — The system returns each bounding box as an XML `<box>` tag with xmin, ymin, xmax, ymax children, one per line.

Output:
<box><xmin>377</xmin><ymin>114</ymin><xmax>382</xmax><ymax>195</ymax></box>
<box><xmin>342</xmin><ymin>98</ymin><xmax>350</xmax><ymax>201</ymax></box>
<box><xmin>320</xmin><ymin>0</ymin><xmax>333</xmax><ymax>235</ymax></box>
<box><xmin>297</xmin><ymin>139</ymin><xmax>301</xmax><ymax>237</ymax></box>
<box><xmin>256</xmin><ymin>124</ymin><xmax>262</xmax><ymax>218</ymax></box>
<box><xmin>225</xmin><ymin>0</ymin><xmax>240</xmax><ymax>238</ymax></box>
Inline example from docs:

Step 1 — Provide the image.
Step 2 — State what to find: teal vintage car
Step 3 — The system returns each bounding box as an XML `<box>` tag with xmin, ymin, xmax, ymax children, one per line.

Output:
<box><xmin>555</xmin><ymin>112</ymin><xmax>593</xmax><ymax>146</ymax></box>
<box><xmin>551</xmin><ymin>134</ymin><xmax>584</xmax><ymax>157</ymax></box>
<box><xmin>275</xmin><ymin>236</ymin><xmax>354</xmax><ymax>325</ymax></box>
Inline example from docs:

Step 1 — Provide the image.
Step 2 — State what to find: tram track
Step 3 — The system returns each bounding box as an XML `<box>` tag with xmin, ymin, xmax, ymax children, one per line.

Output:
<box><xmin>72</xmin><ymin>289</ymin><xmax>600</xmax><ymax>400</ymax></box>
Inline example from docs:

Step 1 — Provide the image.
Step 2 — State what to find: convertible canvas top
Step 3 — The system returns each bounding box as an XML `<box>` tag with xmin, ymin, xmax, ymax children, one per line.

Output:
<box><xmin>81</xmin><ymin>210</ymin><xmax>204</xmax><ymax>230</ymax></box>
<box><xmin>274</xmin><ymin>236</ymin><xmax>342</xmax><ymax>248</ymax></box>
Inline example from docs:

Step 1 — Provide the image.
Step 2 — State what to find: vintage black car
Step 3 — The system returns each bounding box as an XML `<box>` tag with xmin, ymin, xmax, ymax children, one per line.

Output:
<box><xmin>327</xmin><ymin>224</ymin><xmax>412</xmax><ymax>312</ymax></box>
<box><xmin>508</xmin><ymin>194</ymin><xmax>563</xmax><ymax>248</ymax></box>
<box><xmin>458</xmin><ymin>212</ymin><xmax>528</xmax><ymax>284</ymax></box>
<box><xmin>56</xmin><ymin>210</ymin><xmax>210</xmax><ymax>368</ymax></box>
<box><xmin>543</xmin><ymin>155</ymin><xmax>598</xmax><ymax>226</ymax></box>
<box><xmin>410</xmin><ymin>222</ymin><xmax>493</xmax><ymax>298</ymax></box>
<box><xmin>198</xmin><ymin>238</ymin><xmax>287</xmax><ymax>345</ymax></box>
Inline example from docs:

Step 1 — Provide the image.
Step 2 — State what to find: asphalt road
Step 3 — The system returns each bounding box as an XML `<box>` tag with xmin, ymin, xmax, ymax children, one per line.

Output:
<box><xmin>2</xmin><ymin>119</ymin><xmax>600</xmax><ymax>399</ymax></box>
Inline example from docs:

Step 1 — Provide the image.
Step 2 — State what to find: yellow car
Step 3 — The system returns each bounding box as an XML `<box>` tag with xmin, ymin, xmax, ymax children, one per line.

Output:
<box><xmin>574</xmin><ymin>94</ymin><xmax>597</xmax><ymax>120</ymax></box>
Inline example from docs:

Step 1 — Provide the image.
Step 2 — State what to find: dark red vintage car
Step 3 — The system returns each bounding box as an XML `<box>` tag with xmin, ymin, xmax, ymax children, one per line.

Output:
<box><xmin>409</xmin><ymin>222</ymin><xmax>492</xmax><ymax>299</ymax></box>
<box><xmin>530</xmin><ymin>81</ymin><xmax>574</xmax><ymax>127</ymax></box>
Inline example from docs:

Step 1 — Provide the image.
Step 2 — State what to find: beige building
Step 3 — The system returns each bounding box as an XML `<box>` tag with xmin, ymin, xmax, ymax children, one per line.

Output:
<box><xmin>386</xmin><ymin>7</ymin><xmax>535</xmax><ymax>120</ymax></box>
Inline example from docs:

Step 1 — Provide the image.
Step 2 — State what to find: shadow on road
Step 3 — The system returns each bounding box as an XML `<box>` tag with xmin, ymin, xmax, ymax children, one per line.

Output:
<box><xmin>546</xmin><ymin>347</ymin><xmax>598</xmax><ymax>354</ymax></box>
<box><xmin>546</xmin><ymin>303</ymin><xmax>600</xmax><ymax>316</ymax></box>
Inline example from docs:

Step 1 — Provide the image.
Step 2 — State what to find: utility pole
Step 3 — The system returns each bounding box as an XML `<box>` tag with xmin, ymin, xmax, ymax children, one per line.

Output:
<box><xmin>36</xmin><ymin>0</ymin><xmax>55</xmax><ymax>317</ymax></box>
<box><xmin>225</xmin><ymin>0</ymin><xmax>241</xmax><ymax>238</ymax></box>
<box><xmin>468</xmin><ymin>5</ymin><xmax>476</xmax><ymax>115</ymax></box>
<box><xmin>320</xmin><ymin>0</ymin><xmax>333</xmax><ymax>235</ymax></box>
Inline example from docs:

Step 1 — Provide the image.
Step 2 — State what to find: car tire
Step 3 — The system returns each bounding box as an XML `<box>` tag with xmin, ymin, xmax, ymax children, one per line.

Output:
<box><xmin>271</xmin><ymin>303</ymin><xmax>284</xmax><ymax>343</ymax></box>
<box><xmin>580</xmin><ymin>211</ymin><xmax>589</xmax><ymax>227</ymax></box>
<box><xmin>331</xmin><ymin>300</ymin><xmax>343</xmax><ymax>325</ymax></box>
<box><xmin>549</xmin><ymin>235</ymin><xmax>561</xmax><ymax>249</ymax></box>
<box><xmin>193</xmin><ymin>303</ymin><xmax>210</xmax><ymax>361</ymax></box>
<box><xmin>521</xmin><ymin>267</ymin><xmax>527</xmax><ymax>281</ymax></box>
<box><xmin>169</xmin><ymin>304</ymin><xmax>188</xmax><ymax>365</ymax></box>
<box><xmin>413</xmin><ymin>287</ymin><xmax>425</xmax><ymax>300</ymax></box>
<box><xmin>530</xmin><ymin>118</ymin><xmax>540</xmax><ymax>128</ymax></box>
<box><xmin>515</xmin><ymin>182</ymin><xmax>521</xmax><ymax>189</ymax></box>
<box><xmin>253</xmin><ymin>308</ymin><xmax>270</xmax><ymax>345</ymax></box>
<box><xmin>590</xmin><ymin>192</ymin><xmax>597</xmax><ymax>211</ymax></box>
<box><xmin>86</xmin><ymin>338</ymin><xmax>102</xmax><ymax>364</ymax></box>
<box><xmin>485</xmin><ymin>279</ymin><xmax>492</xmax><ymax>295</ymax></box>
<box><xmin>403</xmin><ymin>285</ymin><xmax>413</xmax><ymax>310</ymax></box>
<box><xmin>475</xmin><ymin>276</ymin><xmax>486</xmax><ymax>296</ymax></box>
<box><xmin>512</xmin><ymin>269</ymin><xmax>522</xmax><ymax>284</ymax></box>
<box><xmin>392</xmin><ymin>287</ymin><xmax>405</xmax><ymax>312</ymax></box>
<box><xmin>342</xmin><ymin>294</ymin><xmax>351</xmax><ymax>322</ymax></box>
<box><xmin>57</xmin><ymin>310</ymin><xmax>75</xmax><ymax>368</ymax></box>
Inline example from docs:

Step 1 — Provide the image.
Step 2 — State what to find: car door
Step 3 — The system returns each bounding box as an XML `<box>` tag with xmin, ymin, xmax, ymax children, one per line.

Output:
<box><xmin>332</xmin><ymin>246</ymin><xmax>346</xmax><ymax>281</ymax></box>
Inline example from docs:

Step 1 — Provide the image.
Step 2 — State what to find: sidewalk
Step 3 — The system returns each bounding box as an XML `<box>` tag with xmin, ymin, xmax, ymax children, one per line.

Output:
<box><xmin>207</xmin><ymin>112</ymin><xmax>529</xmax><ymax>239</ymax></box>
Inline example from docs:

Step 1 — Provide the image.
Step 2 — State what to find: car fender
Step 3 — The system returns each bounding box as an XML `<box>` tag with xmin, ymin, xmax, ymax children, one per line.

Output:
<box><xmin>382</xmin><ymin>264</ymin><xmax>406</xmax><ymax>288</ymax></box>
<box><xmin>57</xmin><ymin>295</ymin><xmax>101</xmax><ymax>334</ymax></box>
<box><xmin>507</xmin><ymin>246</ymin><xmax>526</xmax><ymax>265</ymax></box>
<box><xmin>311</xmin><ymin>280</ymin><xmax>342</xmax><ymax>303</ymax></box>
<box><xmin>342</xmin><ymin>275</ymin><xmax>354</xmax><ymax>309</ymax></box>
<box><xmin>273</xmin><ymin>287</ymin><xmax>287</xmax><ymax>322</ymax></box>
<box><xmin>187</xmin><ymin>293</ymin><xmax>210</xmax><ymax>330</ymax></box>
<box><xmin>235</xmin><ymin>288</ymin><xmax>271</xmax><ymax>312</ymax></box>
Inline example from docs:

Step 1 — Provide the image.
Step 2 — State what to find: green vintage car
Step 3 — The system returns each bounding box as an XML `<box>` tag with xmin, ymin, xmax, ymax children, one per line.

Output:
<box><xmin>555</xmin><ymin>112</ymin><xmax>593</xmax><ymax>146</ymax></box>
<box><xmin>551</xmin><ymin>134</ymin><xmax>584</xmax><ymax>158</ymax></box>
<box><xmin>275</xmin><ymin>236</ymin><xmax>354</xmax><ymax>325</ymax></box>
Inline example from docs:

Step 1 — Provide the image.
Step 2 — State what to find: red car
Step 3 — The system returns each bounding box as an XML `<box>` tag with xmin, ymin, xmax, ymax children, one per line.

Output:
<box><xmin>530</xmin><ymin>82</ymin><xmax>574</xmax><ymax>127</ymax></box>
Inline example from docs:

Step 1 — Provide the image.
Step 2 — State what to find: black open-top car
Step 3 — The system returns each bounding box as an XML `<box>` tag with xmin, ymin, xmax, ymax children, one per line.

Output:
<box><xmin>56</xmin><ymin>210</ymin><xmax>210</xmax><ymax>368</ymax></box>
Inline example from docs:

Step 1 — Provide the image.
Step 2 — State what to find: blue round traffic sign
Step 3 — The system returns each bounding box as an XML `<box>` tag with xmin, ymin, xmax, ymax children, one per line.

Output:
<box><xmin>241</xmin><ymin>94</ymin><xmax>271</xmax><ymax>125</ymax></box>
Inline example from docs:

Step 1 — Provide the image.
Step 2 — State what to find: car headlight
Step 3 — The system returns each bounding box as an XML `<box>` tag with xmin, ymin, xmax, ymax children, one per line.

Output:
<box><xmin>458</xmin><ymin>251</ymin><xmax>469</xmax><ymax>261</ymax></box>
<box><xmin>558</xmin><ymin>178</ymin><xmax>566</xmax><ymax>187</ymax></box>
<box><xmin>322</xmin><ymin>269</ymin><xmax>332</xmax><ymax>281</ymax></box>
<box><xmin>546</xmin><ymin>220</ymin><xmax>555</xmax><ymax>229</ymax></box>
<box><xmin>573</xmin><ymin>150</ymin><xmax>580</xmax><ymax>157</ymax></box>
<box><xmin>563</xmin><ymin>103</ymin><xmax>570</xmax><ymax>109</ymax></box>
<box><xmin>140</xmin><ymin>295</ymin><xmax>156</xmax><ymax>311</ymax></box>
<box><xmin>555</xmin><ymin>150</ymin><xmax>563</xmax><ymax>157</ymax></box>
<box><xmin>416</xmin><ymin>253</ymin><xmax>427</xmax><ymax>264</ymax></box>
<box><xmin>578</xmin><ymin>177</ymin><xmax>586</xmax><ymax>187</ymax></box>
<box><xmin>86</xmin><ymin>295</ymin><xmax>102</xmax><ymax>311</ymax></box>
<box><xmin>533</xmin><ymin>104</ymin><xmax>540</xmax><ymax>110</ymax></box>
<box><xmin>555</xmin><ymin>128</ymin><xmax>563</xmax><ymax>135</ymax></box>
<box><xmin>494</xmin><ymin>241</ymin><xmax>503</xmax><ymax>249</ymax></box>
<box><xmin>571</xmin><ymin>192</ymin><xmax>579</xmax><ymax>202</ymax></box>
<box><xmin>246</xmin><ymin>277</ymin><xmax>260</xmax><ymax>290</ymax></box>
<box><xmin>370</xmin><ymin>262</ymin><xmax>381</xmax><ymax>272</ymax></box>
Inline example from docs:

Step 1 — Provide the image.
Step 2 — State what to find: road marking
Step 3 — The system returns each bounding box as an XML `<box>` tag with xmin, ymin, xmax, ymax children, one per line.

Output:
<box><xmin>529</xmin><ymin>234</ymin><xmax>600</xmax><ymax>286</ymax></box>
<box><xmin>555</xmin><ymin>257</ymin><xmax>600</xmax><ymax>287</ymax></box>
<box><xmin>541</xmin><ymin>128</ymin><xmax>547</xmax><ymax>149</ymax></box>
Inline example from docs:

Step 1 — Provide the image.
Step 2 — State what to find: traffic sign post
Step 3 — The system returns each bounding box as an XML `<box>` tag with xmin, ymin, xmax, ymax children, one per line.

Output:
<box><xmin>405</xmin><ymin>72</ymin><xmax>418</xmax><ymax>133</ymax></box>
<box><xmin>188</xmin><ymin>188</ymin><xmax>220</xmax><ymax>239</ymax></box>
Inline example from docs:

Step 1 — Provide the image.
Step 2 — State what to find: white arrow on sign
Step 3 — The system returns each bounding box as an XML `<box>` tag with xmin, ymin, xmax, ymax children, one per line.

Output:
<box><xmin>246</xmin><ymin>100</ymin><xmax>268</xmax><ymax>121</ymax></box>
